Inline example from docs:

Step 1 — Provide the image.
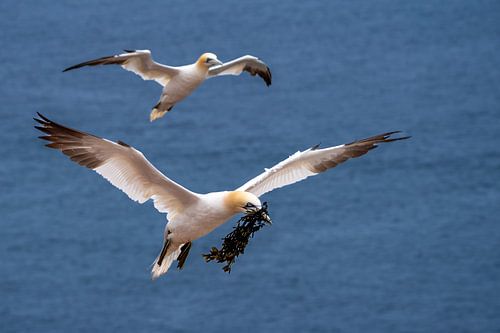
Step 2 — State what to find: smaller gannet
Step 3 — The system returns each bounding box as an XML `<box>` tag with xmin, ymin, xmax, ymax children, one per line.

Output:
<box><xmin>63</xmin><ymin>50</ymin><xmax>272</xmax><ymax>122</ymax></box>
<box><xmin>34</xmin><ymin>113</ymin><xmax>409</xmax><ymax>279</ymax></box>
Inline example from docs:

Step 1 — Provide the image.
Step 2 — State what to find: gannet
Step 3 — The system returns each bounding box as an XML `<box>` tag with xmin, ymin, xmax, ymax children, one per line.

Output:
<box><xmin>34</xmin><ymin>113</ymin><xmax>409</xmax><ymax>279</ymax></box>
<box><xmin>63</xmin><ymin>50</ymin><xmax>272</xmax><ymax>122</ymax></box>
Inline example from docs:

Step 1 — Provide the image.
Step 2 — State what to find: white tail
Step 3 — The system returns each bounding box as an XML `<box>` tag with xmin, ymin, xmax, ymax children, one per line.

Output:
<box><xmin>150</xmin><ymin>108</ymin><xmax>168</xmax><ymax>122</ymax></box>
<box><xmin>151</xmin><ymin>245</ymin><xmax>182</xmax><ymax>280</ymax></box>
<box><xmin>149</xmin><ymin>103</ymin><xmax>173</xmax><ymax>122</ymax></box>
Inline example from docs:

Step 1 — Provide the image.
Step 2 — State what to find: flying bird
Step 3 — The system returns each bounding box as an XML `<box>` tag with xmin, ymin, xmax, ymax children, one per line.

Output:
<box><xmin>63</xmin><ymin>50</ymin><xmax>272</xmax><ymax>122</ymax></box>
<box><xmin>34</xmin><ymin>113</ymin><xmax>409</xmax><ymax>279</ymax></box>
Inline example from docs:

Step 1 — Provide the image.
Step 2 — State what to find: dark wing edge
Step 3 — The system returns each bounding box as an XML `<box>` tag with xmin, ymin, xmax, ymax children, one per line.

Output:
<box><xmin>238</xmin><ymin>131</ymin><xmax>410</xmax><ymax>197</ymax></box>
<box><xmin>310</xmin><ymin>131</ymin><xmax>411</xmax><ymax>173</ymax></box>
<box><xmin>244</xmin><ymin>61</ymin><xmax>272</xmax><ymax>86</ymax></box>
<box><xmin>62</xmin><ymin>53</ymin><xmax>129</xmax><ymax>72</ymax></box>
<box><xmin>34</xmin><ymin>112</ymin><xmax>112</xmax><ymax>169</ymax></box>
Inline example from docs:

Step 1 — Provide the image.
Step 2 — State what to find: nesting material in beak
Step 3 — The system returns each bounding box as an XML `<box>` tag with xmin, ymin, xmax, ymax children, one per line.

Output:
<box><xmin>203</xmin><ymin>202</ymin><xmax>271</xmax><ymax>272</ymax></box>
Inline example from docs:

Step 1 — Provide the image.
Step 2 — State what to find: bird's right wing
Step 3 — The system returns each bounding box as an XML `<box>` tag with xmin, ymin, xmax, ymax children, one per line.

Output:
<box><xmin>208</xmin><ymin>55</ymin><xmax>272</xmax><ymax>86</ymax></box>
<box><xmin>237</xmin><ymin>132</ymin><xmax>410</xmax><ymax>198</ymax></box>
<box><xmin>63</xmin><ymin>49</ymin><xmax>178</xmax><ymax>86</ymax></box>
<box><xmin>35</xmin><ymin>113</ymin><xmax>198</xmax><ymax>220</ymax></box>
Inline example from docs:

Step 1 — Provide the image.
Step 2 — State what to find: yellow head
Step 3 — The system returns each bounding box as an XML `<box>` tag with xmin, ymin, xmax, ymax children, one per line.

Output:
<box><xmin>224</xmin><ymin>191</ymin><xmax>262</xmax><ymax>214</ymax></box>
<box><xmin>196</xmin><ymin>52</ymin><xmax>223</xmax><ymax>68</ymax></box>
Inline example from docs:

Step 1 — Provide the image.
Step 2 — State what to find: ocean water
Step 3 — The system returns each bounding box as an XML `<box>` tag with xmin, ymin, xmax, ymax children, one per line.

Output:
<box><xmin>1</xmin><ymin>1</ymin><xmax>499</xmax><ymax>332</ymax></box>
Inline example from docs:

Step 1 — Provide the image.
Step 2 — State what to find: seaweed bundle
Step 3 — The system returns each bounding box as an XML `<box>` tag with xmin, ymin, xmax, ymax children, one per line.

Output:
<box><xmin>203</xmin><ymin>202</ymin><xmax>272</xmax><ymax>272</ymax></box>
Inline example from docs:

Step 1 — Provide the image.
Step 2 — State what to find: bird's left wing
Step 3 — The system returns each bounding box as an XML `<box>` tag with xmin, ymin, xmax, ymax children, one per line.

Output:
<box><xmin>237</xmin><ymin>132</ymin><xmax>410</xmax><ymax>198</ymax></box>
<box><xmin>208</xmin><ymin>55</ymin><xmax>272</xmax><ymax>86</ymax></box>
<box><xmin>63</xmin><ymin>50</ymin><xmax>178</xmax><ymax>86</ymax></box>
<box><xmin>34</xmin><ymin>113</ymin><xmax>199</xmax><ymax>220</ymax></box>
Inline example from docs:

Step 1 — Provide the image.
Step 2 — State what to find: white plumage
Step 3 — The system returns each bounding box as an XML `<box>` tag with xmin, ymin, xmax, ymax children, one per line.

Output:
<box><xmin>63</xmin><ymin>50</ymin><xmax>272</xmax><ymax>122</ymax></box>
<box><xmin>35</xmin><ymin>113</ymin><xmax>409</xmax><ymax>279</ymax></box>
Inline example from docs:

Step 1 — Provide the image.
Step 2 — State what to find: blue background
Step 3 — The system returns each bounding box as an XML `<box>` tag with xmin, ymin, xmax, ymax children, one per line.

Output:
<box><xmin>1</xmin><ymin>1</ymin><xmax>499</xmax><ymax>332</ymax></box>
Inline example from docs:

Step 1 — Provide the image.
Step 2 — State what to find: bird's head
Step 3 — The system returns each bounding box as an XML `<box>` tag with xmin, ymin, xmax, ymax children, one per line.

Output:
<box><xmin>197</xmin><ymin>52</ymin><xmax>223</xmax><ymax>68</ymax></box>
<box><xmin>224</xmin><ymin>191</ymin><xmax>262</xmax><ymax>215</ymax></box>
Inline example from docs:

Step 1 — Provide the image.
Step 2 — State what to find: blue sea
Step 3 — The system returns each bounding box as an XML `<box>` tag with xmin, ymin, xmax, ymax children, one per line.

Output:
<box><xmin>1</xmin><ymin>1</ymin><xmax>499</xmax><ymax>332</ymax></box>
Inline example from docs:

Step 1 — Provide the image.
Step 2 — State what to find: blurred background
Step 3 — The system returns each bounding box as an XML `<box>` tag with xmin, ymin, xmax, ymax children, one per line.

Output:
<box><xmin>1</xmin><ymin>1</ymin><xmax>499</xmax><ymax>332</ymax></box>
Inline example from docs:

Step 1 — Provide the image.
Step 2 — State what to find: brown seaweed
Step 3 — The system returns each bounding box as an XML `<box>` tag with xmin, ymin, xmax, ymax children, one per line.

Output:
<box><xmin>203</xmin><ymin>202</ymin><xmax>271</xmax><ymax>273</ymax></box>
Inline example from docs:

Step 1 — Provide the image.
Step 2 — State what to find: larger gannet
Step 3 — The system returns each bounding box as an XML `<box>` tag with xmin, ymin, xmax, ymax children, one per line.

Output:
<box><xmin>34</xmin><ymin>113</ymin><xmax>409</xmax><ymax>279</ymax></box>
<box><xmin>63</xmin><ymin>50</ymin><xmax>272</xmax><ymax>122</ymax></box>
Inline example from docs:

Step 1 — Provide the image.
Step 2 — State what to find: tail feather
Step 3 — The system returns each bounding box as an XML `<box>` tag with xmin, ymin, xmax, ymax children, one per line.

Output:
<box><xmin>149</xmin><ymin>103</ymin><xmax>173</xmax><ymax>122</ymax></box>
<box><xmin>151</xmin><ymin>245</ymin><xmax>182</xmax><ymax>280</ymax></box>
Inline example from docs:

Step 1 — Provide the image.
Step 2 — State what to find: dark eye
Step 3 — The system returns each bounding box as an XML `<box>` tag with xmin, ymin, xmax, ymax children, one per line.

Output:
<box><xmin>244</xmin><ymin>202</ymin><xmax>256</xmax><ymax>209</ymax></box>
<box><xmin>206</xmin><ymin>57</ymin><xmax>212</xmax><ymax>63</ymax></box>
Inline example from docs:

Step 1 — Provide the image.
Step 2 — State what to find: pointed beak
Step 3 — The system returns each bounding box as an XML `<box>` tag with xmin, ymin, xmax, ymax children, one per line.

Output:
<box><xmin>213</xmin><ymin>59</ymin><xmax>223</xmax><ymax>66</ymax></box>
<box><xmin>262</xmin><ymin>212</ymin><xmax>272</xmax><ymax>225</ymax></box>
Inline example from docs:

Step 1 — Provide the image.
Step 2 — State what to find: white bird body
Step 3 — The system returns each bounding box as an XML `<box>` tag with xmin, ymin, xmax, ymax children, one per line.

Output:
<box><xmin>167</xmin><ymin>191</ymin><xmax>237</xmax><ymax>243</ymax></box>
<box><xmin>155</xmin><ymin>63</ymin><xmax>207</xmax><ymax>118</ymax></box>
<box><xmin>63</xmin><ymin>50</ymin><xmax>272</xmax><ymax>122</ymax></box>
<box><xmin>35</xmin><ymin>113</ymin><xmax>409</xmax><ymax>279</ymax></box>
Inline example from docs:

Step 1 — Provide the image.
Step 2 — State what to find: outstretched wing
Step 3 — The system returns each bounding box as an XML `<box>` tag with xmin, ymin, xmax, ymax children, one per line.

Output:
<box><xmin>63</xmin><ymin>49</ymin><xmax>179</xmax><ymax>86</ymax></box>
<box><xmin>208</xmin><ymin>55</ymin><xmax>272</xmax><ymax>86</ymax></box>
<box><xmin>34</xmin><ymin>113</ymin><xmax>198</xmax><ymax>220</ymax></box>
<box><xmin>237</xmin><ymin>132</ymin><xmax>410</xmax><ymax>197</ymax></box>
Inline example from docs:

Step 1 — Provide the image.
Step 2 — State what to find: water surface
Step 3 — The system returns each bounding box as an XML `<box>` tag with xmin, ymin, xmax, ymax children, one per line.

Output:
<box><xmin>0</xmin><ymin>1</ymin><xmax>499</xmax><ymax>332</ymax></box>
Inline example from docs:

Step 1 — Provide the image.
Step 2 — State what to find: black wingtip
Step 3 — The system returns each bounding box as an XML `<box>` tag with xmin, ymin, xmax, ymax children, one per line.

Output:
<box><xmin>385</xmin><ymin>135</ymin><xmax>411</xmax><ymax>142</ymax></box>
<box><xmin>382</xmin><ymin>131</ymin><xmax>410</xmax><ymax>141</ymax></box>
<box><xmin>36</xmin><ymin>111</ymin><xmax>45</xmax><ymax>119</ymax></box>
<box><xmin>311</xmin><ymin>143</ymin><xmax>321</xmax><ymax>150</ymax></box>
<box><xmin>34</xmin><ymin>112</ymin><xmax>49</xmax><ymax>126</ymax></box>
<box><xmin>62</xmin><ymin>65</ymin><xmax>78</xmax><ymax>72</ymax></box>
<box><xmin>62</xmin><ymin>63</ymin><xmax>81</xmax><ymax>72</ymax></box>
<box><xmin>123</xmin><ymin>49</ymin><xmax>136</xmax><ymax>53</ymax></box>
<box><xmin>35</xmin><ymin>112</ymin><xmax>50</xmax><ymax>122</ymax></box>
<box><xmin>346</xmin><ymin>131</ymin><xmax>411</xmax><ymax>146</ymax></box>
<box><xmin>117</xmin><ymin>140</ymin><xmax>131</xmax><ymax>147</ymax></box>
<box><xmin>261</xmin><ymin>67</ymin><xmax>272</xmax><ymax>86</ymax></box>
<box><xmin>266</xmin><ymin>67</ymin><xmax>272</xmax><ymax>86</ymax></box>
<box><xmin>33</xmin><ymin>117</ymin><xmax>46</xmax><ymax>126</ymax></box>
